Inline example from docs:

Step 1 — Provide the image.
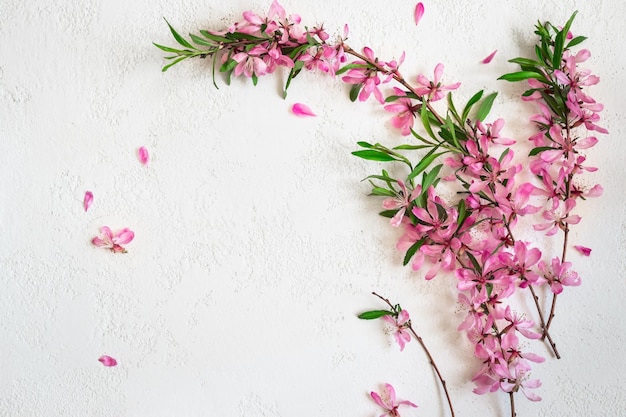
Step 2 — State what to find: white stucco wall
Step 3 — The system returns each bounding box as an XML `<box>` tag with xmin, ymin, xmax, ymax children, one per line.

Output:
<box><xmin>1</xmin><ymin>1</ymin><xmax>624</xmax><ymax>416</ymax></box>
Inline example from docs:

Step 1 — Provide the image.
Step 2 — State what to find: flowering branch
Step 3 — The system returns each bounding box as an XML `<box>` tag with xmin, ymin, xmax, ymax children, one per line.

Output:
<box><xmin>156</xmin><ymin>3</ymin><xmax>605</xmax><ymax>415</ymax></box>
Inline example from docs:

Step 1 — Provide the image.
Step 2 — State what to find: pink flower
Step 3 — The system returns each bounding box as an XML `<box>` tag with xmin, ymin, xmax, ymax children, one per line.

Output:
<box><xmin>138</xmin><ymin>146</ymin><xmax>149</xmax><ymax>165</ymax></box>
<box><xmin>382</xmin><ymin>180</ymin><xmax>420</xmax><ymax>227</ymax></box>
<box><xmin>415</xmin><ymin>63</ymin><xmax>460</xmax><ymax>102</ymax></box>
<box><xmin>291</xmin><ymin>103</ymin><xmax>316</xmax><ymax>117</ymax></box>
<box><xmin>414</xmin><ymin>3</ymin><xmax>424</xmax><ymax>26</ymax></box>
<box><xmin>98</xmin><ymin>355</ymin><xmax>117</xmax><ymax>367</ymax></box>
<box><xmin>574</xmin><ymin>245</ymin><xmax>591</xmax><ymax>256</ymax></box>
<box><xmin>482</xmin><ymin>50</ymin><xmax>497</xmax><ymax>64</ymax></box>
<box><xmin>370</xmin><ymin>383</ymin><xmax>417</xmax><ymax>417</ymax></box>
<box><xmin>92</xmin><ymin>226</ymin><xmax>135</xmax><ymax>253</ymax></box>
<box><xmin>383</xmin><ymin>309</ymin><xmax>411</xmax><ymax>351</ymax></box>
<box><xmin>384</xmin><ymin>87</ymin><xmax>419</xmax><ymax>136</ymax></box>
<box><xmin>83</xmin><ymin>191</ymin><xmax>93</xmax><ymax>212</ymax></box>
<box><xmin>538</xmin><ymin>257</ymin><xmax>580</xmax><ymax>294</ymax></box>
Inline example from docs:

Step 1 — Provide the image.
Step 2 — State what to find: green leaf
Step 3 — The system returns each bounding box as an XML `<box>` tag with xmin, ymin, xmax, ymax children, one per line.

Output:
<box><xmin>336</xmin><ymin>63</ymin><xmax>370</xmax><ymax>76</ymax></box>
<box><xmin>153</xmin><ymin>42</ymin><xmax>188</xmax><ymax>54</ymax></box>
<box><xmin>370</xmin><ymin>187</ymin><xmax>396</xmax><ymax>197</ymax></box>
<box><xmin>552</xmin><ymin>29</ymin><xmax>565</xmax><ymax>70</ymax></box>
<box><xmin>462</xmin><ymin>90</ymin><xmax>483</xmax><ymax>121</ymax></box>
<box><xmin>403</xmin><ymin>237</ymin><xmax>427</xmax><ymax>266</ymax></box>
<box><xmin>407</xmin><ymin>149</ymin><xmax>444</xmax><ymax>181</ymax></box>
<box><xmin>393</xmin><ymin>144</ymin><xmax>430</xmax><ymax>151</ymax></box>
<box><xmin>566</xmin><ymin>35</ymin><xmax>587</xmax><ymax>49</ymax></box>
<box><xmin>189</xmin><ymin>33</ymin><xmax>214</xmax><ymax>47</ymax></box>
<box><xmin>283</xmin><ymin>60</ymin><xmax>305</xmax><ymax>98</ymax></box>
<box><xmin>476</xmin><ymin>92</ymin><xmax>498</xmax><ymax>122</ymax></box>
<box><xmin>161</xmin><ymin>56</ymin><xmax>188</xmax><ymax>72</ymax></box>
<box><xmin>358</xmin><ymin>310</ymin><xmax>393</xmax><ymax>320</ymax></box>
<box><xmin>199</xmin><ymin>30</ymin><xmax>230</xmax><ymax>43</ymax></box>
<box><xmin>164</xmin><ymin>19</ymin><xmax>195</xmax><ymax>50</ymax></box>
<box><xmin>528</xmin><ymin>146</ymin><xmax>555</xmax><ymax>156</ymax></box>
<box><xmin>498</xmin><ymin>71</ymin><xmax>546</xmax><ymax>82</ymax></box>
<box><xmin>225</xmin><ymin>32</ymin><xmax>262</xmax><ymax>41</ymax></box>
<box><xmin>351</xmin><ymin>150</ymin><xmax>396</xmax><ymax>162</ymax></box>
<box><xmin>508</xmin><ymin>57</ymin><xmax>542</xmax><ymax>67</ymax></box>
<box><xmin>420</xmin><ymin>100</ymin><xmax>437</xmax><ymax>140</ymax></box>
<box><xmin>457</xmin><ymin>199</ymin><xmax>468</xmax><ymax>228</ymax></box>
<box><xmin>349</xmin><ymin>83</ymin><xmax>362</xmax><ymax>102</ymax></box>
<box><xmin>498</xmin><ymin>148</ymin><xmax>510</xmax><ymax>163</ymax></box>
<box><xmin>421</xmin><ymin>164</ymin><xmax>443</xmax><ymax>191</ymax></box>
<box><xmin>466</xmin><ymin>251</ymin><xmax>482</xmax><ymax>273</ymax></box>
<box><xmin>219</xmin><ymin>58</ymin><xmax>237</xmax><ymax>73</ymax></box>
<box><xmin>379</xmin><ymin>209</ymin><xmax>398</xmax><ymax>218</ymax></box>
<box><xmin>252</xmin><ymin>73</ymin><xmax>258</xmax><ymax>86</ymax></box>
<box><xmin>357</xmin><ymin>141</ymin><xmax>374</xmax><ymax>148</ymax></box>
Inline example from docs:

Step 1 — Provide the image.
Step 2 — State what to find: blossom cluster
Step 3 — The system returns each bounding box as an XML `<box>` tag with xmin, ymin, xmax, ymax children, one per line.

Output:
<box><xmin>157</xmin><ymin>4</ymin><xmax>605</xmax><ymax>416</ymax></box>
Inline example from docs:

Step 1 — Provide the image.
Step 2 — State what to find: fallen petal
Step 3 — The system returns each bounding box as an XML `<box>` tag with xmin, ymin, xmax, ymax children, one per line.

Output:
<box><xmin>482</xmin><ymin>50</ymin><xmax>497</xmax><ymax>64</ymax></box>
<box><xmin>414</xmin><ymin>3</ymin><xmax>424</xmax><ymax>26</ymax></box>
<box><xmin>574</xmin><ymin>245</ymin><xmax>591</xmax><ymax>256</ymax></box>
<box><xmin>98</xmin><ymin>355</ymin><xmax>117</xmax><ymax>367</ymax></box>
<box><xmin>138</xmin><ymin>146</ymin><xmax>149</xmax><ymax>165</ymax></box>
<box><xmin>291</xmin><ymin>103</ymin><xmax>316</xmax><ymax>117</ymax></box>
<box><xmin>83</xmin><ymin>191</ymin><xmax>93</xmax><ymax>212</ymax></box>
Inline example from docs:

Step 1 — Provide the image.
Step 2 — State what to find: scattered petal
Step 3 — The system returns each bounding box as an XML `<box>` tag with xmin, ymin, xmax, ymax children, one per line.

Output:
<box><xmin>343</xmin><ymin>24</ymin><xmax>349</xmax><ymax>38</ymax></box>
<box><xmin>83</xmin><ymin>191</ymin><xmax>93</xmax><ymax>212</ymax></box>
<box><xmin>98</xmin><ymin>355</ymin><xmax>117</xmax><ymax>367</ymax></box>
<box><xmin>291</xmin><ymin>103</ymin><xmax>316</xmax><ymax>117</ymax></box>
<box><xmin>574</xmin><ymin>245</ymin><xmax>592</xmax><ymax>256</ymax></box>
<box><xmin>414</xmin><ymin>2</ymin><xmax>424</xmax><ymax>26</ymax></box>
<box><xmin>92</xmin><ymin>226</ymin><xmax>134</xmax><ymax>253</ymax></box>
<box><xmin>138</xmin><ymin>146</ymin><xmax>149</xmax><ymax>165</ymax></box>
<box><xmin>482</xmin><ymin>50</ymin><xmax>497</xmax><ymax>64</ymax></box>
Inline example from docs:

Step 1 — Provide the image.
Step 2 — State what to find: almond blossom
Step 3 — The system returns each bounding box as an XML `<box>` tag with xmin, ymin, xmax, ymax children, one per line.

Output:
<box><xmin>383</xmin><ymin>309</ymin><xmax>411</xmax><ymax>351</ymax></box>
<box><xmin>371</xmin><ymin>383</ymin><xmax>417</xmax><ymax>417</ymax></box>
<box><xmin>92</xmin><ymin>226</ymin><xmax>135</xmax><ymax>253</ymax></box>
<box><xmin>415</xmin><ymin>63</ymin><xmax>460</xmax><ymax>102</ymax></box>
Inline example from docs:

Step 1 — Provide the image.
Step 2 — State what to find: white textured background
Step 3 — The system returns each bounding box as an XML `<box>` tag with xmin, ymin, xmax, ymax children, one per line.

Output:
<box><xmin>1</xmin><ymin>1</ymin><xmax>625</xmax><ymax>416</ymax></box>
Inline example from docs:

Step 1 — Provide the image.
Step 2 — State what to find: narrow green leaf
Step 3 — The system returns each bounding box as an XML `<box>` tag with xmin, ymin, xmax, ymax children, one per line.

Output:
<box><xmin>225</xmin><ymin>32</ymin><xmax>261</xmax><ymax>41</ymax></box>
<box><xmin>421</xmin><ymin>164</ymin><xmax>443</xmax><ymax>191</ymax></box>
<box><xmin>462</xmin><ymin>90</ymin><xmax>483</xmax><ymax>121</ymax></box>
<box><xmin>508</xmin><ymin>57</ymin><xmax>542</xmax><ymax>67</ymax></box>
<box><xmin>528</xmin><ymin>146</ymin><xmax>555</xmax><ymax>156</ymax></box>
<box><xmin>498</xmin><ymin>71</ymin><xmax>545</xmax><ymax>83</ymax></box>
<box><xmin>420</xmin><ymin>100</ymin><xmax>436</xmax><ymax>140</ymax></box>
<box><xmin>566</xmin><ymin>35</ymin><xmax>587</xmax><ymax>49</ymax></box>
<box><xmin>393</xmin><ymin>144</ymin><xmax>430</xmax><ymax>151</ymax></box>
<box><xmin>349</xmin><ymin>84</ymin><xmax>362</xmax><ymax>102</ymax></box>
<box><xmin>457</xmin><ymin>199</ymin><xmax>468</xmax><ymax>227</ymax></box>
<box><xmin>351</xmin><ymin>150</ymin><xmax>396</xmax><ymax>162</ymax></box>
<box><xmin>498</xmin><ymin>148</ymin><xmax>510</xmax><ymax>163</ymax></box>
<box><xmin>164</xmin><ymin>19</ymin><xmax>195</xmax><ymax>49</ymax></box>
<box><xmin>189</xmin><ymin>33</ymin><xmax>215</xmax><ymax>47</ymax></box>
<box><xmin>252</xmin><ymin>73</ymin><xmax>258</xmax><ymax>86</ymax></box>
<box><xmin>199</xmin><ymin>30</ymin><xmax>230</xmax><ymax>43</ymax></box>
<box><xmin>370</xmin><ymin>187</ymin><xmax>396</xmax><ymax>197</ymax></box>
<box><xmin>407</xmin><ymin>149</ymin><xmax>444</xmax><ymax>181</ymax></box>
<box><xmin>358</xmin><ymin>310</ymin><xmax>393</xmax><ymax>320</ymax></box>
<box><xmin>379</xmin><ymin>209</ymin><xmax>398</xmax><ymax>219</ymax></box>
<box><xmin>403</xmin><ymin>237</ymin><xmax>427</xmax><ymax>266</ymax></box>
<box><xmin>153</xmin><ymin>42</ymin><xmax>187</xmax><ymax>54</ymax></box>
<box><xmin>357</xmin><ymin>141</ymin><xmax>374</xmax><ymax>148</ymax></box>
<box><xmin>161</xmin><ymin>56</ymin><xmax>188</xmax><ymax>72</ymax></box>
<box><xmin>336</xmin><ymin>63</ymin><xmax>370</xmax><ymax>76</ymax></box>
<box><xmin>466</xmin><ymin>251</ymin><xmax>482</xmax><ymax>273</ymax></box>
<box><xmin>552</xmin><ymin>30</ymin><xmax>565</xmax><ymax>69</ymax></box>
<box><xmin>476</xmin><ymin>92</ymin><xmax>498</xmax><ymax>122</ymax></box>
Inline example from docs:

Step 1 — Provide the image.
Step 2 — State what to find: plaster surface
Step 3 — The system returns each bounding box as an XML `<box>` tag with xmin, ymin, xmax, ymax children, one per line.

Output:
<box><xmin>1</xmin><ymin>1</ymin><xmax>625</xmax><ymax>416</ymax></box>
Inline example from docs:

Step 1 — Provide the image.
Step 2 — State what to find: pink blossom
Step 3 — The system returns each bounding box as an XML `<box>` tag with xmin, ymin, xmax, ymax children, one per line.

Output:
<box><xmin>538</xmin><ymin>257</ymin><xmax>580</xmax><ymax>294</ymax></box>
<box><xmin>482</xmin><ymin>50</ymin><xmax>497</xmax><ymax>64</ymax></box>
<box><xmin>382</xmin><ymin>180</ymin><xmax>420</xmax><ymax>227</ymax></box>
<box><xmin>383</xmin><ymin>309</ymin><xmax>411</xmax><ymax>351</ymax></box>
<box><xmin>92</xmin><ymin>226</ymin><xmax>135</xmax><ymax>253</ymax></box>
<box><xmin>574</xmin><ymin>245</ymin><xmax>591</xmax><ymax>256</ymax></box>
<box><xmin>414</xmin><ymin>3</ymin><xmax>424</xmax><ymax>26</ymax></box>
<box><xmin>291</xmin><ymin>103</ymin><xmax>316</xmax><ymax>117</ymax></box>
<box><xmin>83</xmin><ymin>191</ymin><xmax>93</xmax><ymax>212</ymax></box>
<box><xmin>138</xmin><ymin>146</ymin><xmax>149</xmax><ymax>165</ymax></box>
<box><xmin>370</xmin><ymin>383</ymin><xmax>417</xmax><ymax>417</ymax></box>
<box><xmin>415</xmin><ymin>63</ymin><xmax>460</xmax><ymax>102</ymax></box>
<box><xmin>384</xmin><ymin>87</ymin><xmax>418</xmax><ymax>136</ymax></box>
<box><xmin>232</xmin><ymin>45</ymin><xmax>269</xmax><ymax>78</ymax></box>
<box><xmin>98</xmin><ymin>355</ymin><xmax>117</xmax><ymax>367</ymax></box>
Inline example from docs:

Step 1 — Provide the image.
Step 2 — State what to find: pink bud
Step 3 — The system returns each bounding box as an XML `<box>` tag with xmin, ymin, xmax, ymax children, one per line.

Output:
<box><xmin>98</xmin><ymin>355</ymin><xmax>118</xmax><ymax>367</ymax></box>
<box><xmin>414</xmin><ymin>3</ymin><xmax>425</xmax><ymax>26</ymax></box>
<box><xmin>83</xmin><ymin>191</ymin><xmax>93</xmax><ymax>212</ymax></box>
<box><xmin>138</xmin><ymin>146</ymin><xmax>149</xmax><ymax>165</ymax></box>
<box><xmin>291</xmin><ymin>103</ymin><xmax>316</xmax><ymax>117</ymax></box>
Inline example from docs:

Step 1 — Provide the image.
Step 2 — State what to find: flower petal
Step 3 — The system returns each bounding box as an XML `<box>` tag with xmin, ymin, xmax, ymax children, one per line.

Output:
<box><xmin>138</xmin><ymin>146</ymin><xmax>149</xmax><ymax>165</ymax></box>
<box><xmin>574</xmin><ymin>245</ymin><xmax>591</xmax><ymax>256</ymax></box>
<box><xmin>83</xmin><ymin>191</ymin><xmax>93</xmax><ymax>212</ymax></box>
<box><xmin>414</xmin><ymin>2</ymin><xmax>424</xmax><ymax>26</ymax></box>
<box><xmin>482</xmin><ymin>50</ymin><xmax>497</xmax><ymax>64</ymax></box>
<box><xmin>291</xmin><ymin>103</ymin><xmax>316</xmax><ymax>117</ymax></box>
<box><xmin>98</xmin><ymin>355</ymin><xmax>117</xmax><ymax>367</ymax></box>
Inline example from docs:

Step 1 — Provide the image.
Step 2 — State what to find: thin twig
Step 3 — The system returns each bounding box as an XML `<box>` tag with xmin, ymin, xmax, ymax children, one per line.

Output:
<box><xmin>509</xmin><ymin>391</ymin><xmax>516</xmax><ymax>417</ymax></box>
<box><xmin>372</xmin><ymin>292</ymin><xmax>456</xmax><ymax>417</ymax></box>
<box><xmin>528</xmin><ymin>285</ymin><xmax>561</xmax><ymax>359</ymax></box>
